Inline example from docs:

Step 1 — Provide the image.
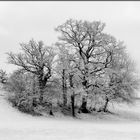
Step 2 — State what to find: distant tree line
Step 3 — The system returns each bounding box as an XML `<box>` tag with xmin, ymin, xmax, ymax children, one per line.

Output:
<box><xmin>2</xmin><ymin>19</ymin><xmax>139</xmax><ymax>117</ymax></box>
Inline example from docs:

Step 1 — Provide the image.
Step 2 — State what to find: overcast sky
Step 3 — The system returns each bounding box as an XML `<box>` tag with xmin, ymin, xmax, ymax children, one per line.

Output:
<box><xmin>0</xmin><ymin>1</ymin><xmax>140</xmax><ymax>74</ymax></box>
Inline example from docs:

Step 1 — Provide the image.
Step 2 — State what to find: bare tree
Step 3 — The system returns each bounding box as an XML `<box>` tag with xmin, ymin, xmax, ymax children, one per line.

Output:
<box><xmin>56</xmin><ymin>19</ymin><xmax>125</xmax><ymax>113</ymax></box>
<box><xmin>93</xmin><ymin>49</ymin><xmax>140</xmax><ymax>112</ymax></box>
<box><xmin>56</xmin><ymin>44</ymin><xmax>82</xmax><ymax>116</ymax></box>
<box><xmin>104</xmin><ymin>56</ymin><xmax>139</xmax><ymax>112</ymax></box>
<box><xmin>7</xmin><ymin>39</ymin><xmax>56</xmax><ymax>103</ymax></box>
<box><xmin>56</xmin><ymin>45</ymin><xmax>69</xmax><ymax>106</ymax></box>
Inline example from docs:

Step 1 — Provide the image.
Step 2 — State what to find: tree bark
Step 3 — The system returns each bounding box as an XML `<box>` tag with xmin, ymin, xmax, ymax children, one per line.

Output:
<box><xmin>80</xmin><ymin>96</ymin><xmax>89</xmax><ymax>113</ymax></box>
<box><xmin>62</xmin><ymin>69</ymin><xmax>67</xmax><ymax>106</ymax></box>
<box><xmin>103</xmin><ymin>97</ymin><xmax>109</xmax><ymax>112</ymax></box>
<box><xmin>69</xmin><ymin>73</ymin><xmax>76</xmax><ymax>117</ymax></box>
<box><xmin>80</xmin><ymin>76</ymin><xmax>89</xmax><ymax>113</ymax></box>
<box><xmin>32</xmin><ymin>74</ymin><xmax>36</xmax><ymax>95</ymax></box>
<box><xmin>38</xmin><ymin>73</ymin><xmax>47</xmax><ymax>103</ymax></box>
<box><xmin>71</xmin><ymin>94</ymin><xmax>75</xmax><ymax>117</ymax></box>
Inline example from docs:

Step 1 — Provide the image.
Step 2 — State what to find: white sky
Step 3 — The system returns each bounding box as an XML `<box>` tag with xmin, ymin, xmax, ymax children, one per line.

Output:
<box><xmin>0</xmin><ymin>1</ymin><xmax>140</xmax><ymax>73</ymax></box>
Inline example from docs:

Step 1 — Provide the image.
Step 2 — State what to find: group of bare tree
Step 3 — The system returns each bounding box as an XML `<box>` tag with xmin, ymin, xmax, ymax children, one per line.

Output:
<box><xmin>3</xmin><ymin>19</ymin><xmax>139</xmax><ymax>117</ymax></box>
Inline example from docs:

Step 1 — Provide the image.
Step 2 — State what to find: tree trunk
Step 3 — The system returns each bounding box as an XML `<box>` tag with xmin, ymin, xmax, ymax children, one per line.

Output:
<box><xmin>38</xmin><ymin>74</ymin><xmax>47</xmax><ymax>103</ymax></box>
<box><xmin>32</xmin><ymin>74</ymin><xmax>36</xmax><ymax>95</ymax></box>
<box><xmin>80</xmin><ymin>76</ymin><xmax>89</xmax><ymax>113</ymax></box>
<box><xmin>69</xmin><ymin>73</ymin><xmax>75</xmax><ymax>117</ymax></box>
<box><xmin>32</xmin><ymin>75</ymin><xmax>37</xmax><ymax>107</ymax></box>
<box><xmin>71</xmin><ymin>94</ymin><xmax>75</xmax><ymax>117</ymax></box>
<box><xmin>62</xmin><ymin>69</ymin><xmax>67</xmax><ymax>106</ymax></box>
<box><xmin>103</xmin><ymin>97</ymin><xmax>109</xmax><ymax>112</ymax></box>
<box><xmin>49</xmin><ymin>103</ymin><xmax>54</xmax><ymax>116</ymax></box>
<box><xmin>80</xmin><ymin>96</ymin><xmax>89</xmax><ymax>113</ymax></box>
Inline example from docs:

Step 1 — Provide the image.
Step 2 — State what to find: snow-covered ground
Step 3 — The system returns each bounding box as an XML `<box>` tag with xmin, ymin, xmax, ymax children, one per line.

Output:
<box><xmin>1</xmin><ymin>90</ymin><xmax>140</xmax><ymax>140</ymax></box>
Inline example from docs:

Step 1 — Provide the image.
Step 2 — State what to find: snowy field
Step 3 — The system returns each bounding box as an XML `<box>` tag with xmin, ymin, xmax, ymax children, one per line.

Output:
<box><xmin>1</xmin><ymin>90</ymin><xmax>140</xmax><ymax>140</ymax></box>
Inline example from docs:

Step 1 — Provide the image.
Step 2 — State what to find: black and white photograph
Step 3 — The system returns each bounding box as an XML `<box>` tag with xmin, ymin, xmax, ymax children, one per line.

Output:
<box><xmin>0</xmin><ymin>1</ymin><xmax>140</xmax><ymax>140</ymax></box>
